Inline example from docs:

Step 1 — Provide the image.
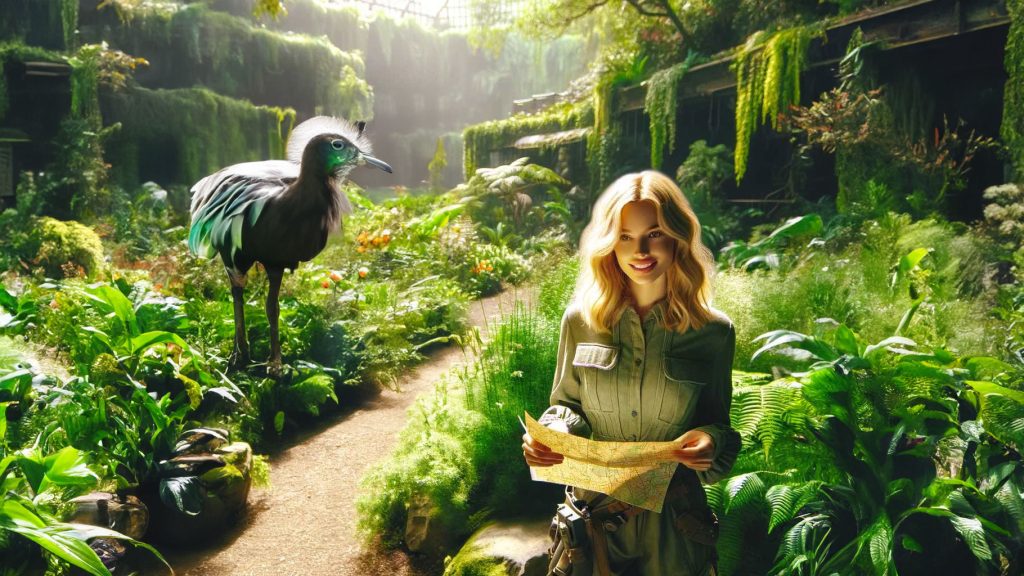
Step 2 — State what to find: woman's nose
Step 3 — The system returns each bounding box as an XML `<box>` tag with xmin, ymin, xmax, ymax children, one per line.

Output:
<box><xmin>637</xmin><ymin>236</ymin><xmax>650</xmax><ymax>254</ymax></box>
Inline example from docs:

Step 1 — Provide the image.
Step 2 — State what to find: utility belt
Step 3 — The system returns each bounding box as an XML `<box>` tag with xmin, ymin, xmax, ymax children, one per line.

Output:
<box><xmin>546</xmin><ymin>482</ymin><xmax>719</xmax><ymax>576</ymax></box>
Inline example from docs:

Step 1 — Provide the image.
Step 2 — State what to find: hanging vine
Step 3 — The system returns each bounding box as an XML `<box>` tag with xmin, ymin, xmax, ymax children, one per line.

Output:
<box><xmin>1003</xmin><ymin>0</ymin><xmax>1024</xmax><ymax>179</ymax></box>
<box><xmin>644</xmin><ymin>61</ymin><xmax>688</xmax><ymax>169</ymax></box>
<box><xmin>732</xmin><ymin>24</ymin><xmax>817</xmax><ymax>182</ymax></box>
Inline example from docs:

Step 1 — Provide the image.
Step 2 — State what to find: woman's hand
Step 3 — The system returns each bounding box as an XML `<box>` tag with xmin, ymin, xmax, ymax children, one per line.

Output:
<box><xmin>522</xmin><ymin>433</ymin><xmax>564</xmax><ymax>467</ymax></box>
<box><xmin>672</xmin><ymin>429</ymin><xmax>715</xmax><ymax>472</ymax></box>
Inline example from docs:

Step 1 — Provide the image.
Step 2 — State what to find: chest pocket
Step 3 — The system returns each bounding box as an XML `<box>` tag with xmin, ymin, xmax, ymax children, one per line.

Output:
<box><xmin>657</xmin><ymin>356</ymin><xmax>709</xmax><ymax>426</ymax></box>
<box><xmin>573</xmin><ymin>343</ymin><xmax>618</xmax><ymax>413</ymax></box>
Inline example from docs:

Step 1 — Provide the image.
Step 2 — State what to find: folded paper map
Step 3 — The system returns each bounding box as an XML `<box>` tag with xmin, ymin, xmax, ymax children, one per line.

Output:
<box><xmin>524</xmin><ymin>412</ymin><xmax>680</xmax><ymax>513</ymax></box>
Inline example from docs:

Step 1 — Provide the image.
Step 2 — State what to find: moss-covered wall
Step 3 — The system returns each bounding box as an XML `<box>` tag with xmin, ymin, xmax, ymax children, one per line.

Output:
<box><xmin>203</xmin><ymin>0</ymin><xmax>593</xmax><ymax>188</ymax></box>
<box><xmin>0</xmin><ymin>0</ymin><xmax>77</xmax><ymax>51</ymax></box>
<box><xmin>79</xmin><ymin>3</ymin><xmax>372</xmax><ymax>120</ymax></box>
<box><xmin>102</xmin><ymin>86</ymin><xmax>293</xmax><ymax>188</ymax></box>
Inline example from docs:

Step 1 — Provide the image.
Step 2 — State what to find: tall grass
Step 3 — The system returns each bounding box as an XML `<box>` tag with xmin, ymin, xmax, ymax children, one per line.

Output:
<box><xmin>715</xmin><ymin>214</ymin><xmax>1002</xmax><ymax>372</ymax></box>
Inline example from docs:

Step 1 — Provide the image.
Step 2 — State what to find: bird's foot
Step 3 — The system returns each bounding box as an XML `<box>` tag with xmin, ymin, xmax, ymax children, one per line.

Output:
<box><xmin>228</xmin><ymin>349</ymin><xmax>250</xmax><ymax>371</ymax></box>
<box><xmin>267</xmin><ymin>358</ymin><xmax>284</xmax><ymax>379</ymax></box>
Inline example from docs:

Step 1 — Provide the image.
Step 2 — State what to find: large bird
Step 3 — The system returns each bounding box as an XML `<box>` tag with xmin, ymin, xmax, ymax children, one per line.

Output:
<box><xmin>188</xmin><ymin>116</ymin><xmax>392</xmax><ymax>376</ymax></box>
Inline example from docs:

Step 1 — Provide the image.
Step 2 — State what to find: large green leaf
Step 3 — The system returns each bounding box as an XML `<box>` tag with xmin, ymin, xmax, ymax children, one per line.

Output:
<box><xmin>129</xmin><ymin>331</ymin><xmax>189</xmax><ymax>355</ymax></box>
<box><xmin>84</xmin><ymin>285</ymin><xmax>139</xmax><ymax>337</ymax></box>
<box><xmin>725</xmin><ymin>472</ymin><xmax>766</xmax><ymax>514</ymax></box>
<box><xmin>0</xmin><ymin>499</ymin><xmax>110</xmax><ymax>576</ymax></box>
<box><xmin>159</xmin><ymin>475</ymin><xmax>204</xmax><ymax>516</ymax></box>
<box><xmin>949</xmin><ymin>515</ymin><xmax>993</xmax><ymax>561</ymax></box>
<box><xmin>865</xmin><ymin>514</ymin><xmax>893</xmax><ymax>576</ymax></box>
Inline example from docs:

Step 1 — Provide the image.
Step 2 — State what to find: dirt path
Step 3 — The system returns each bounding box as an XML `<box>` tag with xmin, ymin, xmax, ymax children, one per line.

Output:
<box><xmin>150</xmin><ymin>286</ymin><xmax>535</xmax><ymax>576</ymax></box>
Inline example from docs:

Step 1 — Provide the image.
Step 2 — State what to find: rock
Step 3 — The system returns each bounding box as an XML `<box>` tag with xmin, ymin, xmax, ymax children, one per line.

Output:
<box><xmin>443</xmin><ymin>517</ymin><xmax>552</xmax><ymax>576</ymax></box>
<box><xmin>405</xmin><ymin>493</ymin><xmax>449</xmax><ymax>554</ymax></box>
<box><xmin>144</xmin><ymin>441</ymin><xmax>253</xmax><ymax>546</ymax></box>
<box><xmin>67</xmin><ymin>493</ymin><xmax>149</xmax><ymax>540</ymax></box>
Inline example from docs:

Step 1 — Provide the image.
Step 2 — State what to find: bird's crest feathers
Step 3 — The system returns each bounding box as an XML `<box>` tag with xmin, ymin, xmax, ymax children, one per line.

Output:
<box><xmin>286</xmin><ymin>116</ymin><xmax>372</xmax><ymax>162</ymax></box>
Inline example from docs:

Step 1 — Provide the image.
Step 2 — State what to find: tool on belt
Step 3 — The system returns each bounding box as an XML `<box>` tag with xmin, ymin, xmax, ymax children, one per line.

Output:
<box><xmin>546</xmin><ymin>484</ymin><xmax>719</xmax><ymax>576</ymax></box>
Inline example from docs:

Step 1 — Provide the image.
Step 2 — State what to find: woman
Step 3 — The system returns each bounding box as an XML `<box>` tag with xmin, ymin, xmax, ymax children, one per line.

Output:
<box><xmin>523</xmin><ymin>170</ymin><xmax>740</xmax><ymax>576</ymax></box>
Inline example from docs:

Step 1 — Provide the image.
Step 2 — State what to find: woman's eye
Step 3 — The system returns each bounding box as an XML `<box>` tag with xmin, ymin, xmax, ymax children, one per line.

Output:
<box><xmin>648</xmin><ymin>230</ymin><xmax>663</xmax><ymax>239</ymax></box>
<box><xmin>619</xmin><ymin>234</ymin><xmax>631</xmax><ymax>241</ymax></box>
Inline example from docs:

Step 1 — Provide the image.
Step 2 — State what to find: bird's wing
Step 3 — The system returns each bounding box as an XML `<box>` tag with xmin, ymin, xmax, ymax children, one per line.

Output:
<box><xmin>188</xmin><ymin>161</ymin><xmax>298</xmax><ymax>260</ymax></box>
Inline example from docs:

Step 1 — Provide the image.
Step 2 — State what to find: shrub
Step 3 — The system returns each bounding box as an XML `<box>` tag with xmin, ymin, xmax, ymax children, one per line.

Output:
<box><xmin>31</xmin><ymin>217</ymin><xmax>105</xmax><ymax>279</ymax></box>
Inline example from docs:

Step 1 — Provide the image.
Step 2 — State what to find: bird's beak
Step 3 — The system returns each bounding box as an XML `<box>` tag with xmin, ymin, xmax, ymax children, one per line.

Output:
<box><xmin>360</xmin><ymin>153</ymin><xmax>393</xmax><ymax>173</ymax></box>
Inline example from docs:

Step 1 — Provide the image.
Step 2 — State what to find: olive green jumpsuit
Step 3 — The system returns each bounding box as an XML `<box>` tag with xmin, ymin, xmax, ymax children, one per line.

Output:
<box><xmin>539</xmin><ymin>301</ymin><xmax>740</xmax><ymax>576</ymax></box>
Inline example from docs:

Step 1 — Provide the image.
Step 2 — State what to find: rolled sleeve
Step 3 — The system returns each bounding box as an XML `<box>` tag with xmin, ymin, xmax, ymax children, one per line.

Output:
<box><xmin>691</xmin><ymin>322</ymin><xmax>739</xmax><ymax>484</ymax></box>
<box><xmin>539</xmin><ymin>307</ymin><xmax>592</xmax><ymax>438</ymax></box>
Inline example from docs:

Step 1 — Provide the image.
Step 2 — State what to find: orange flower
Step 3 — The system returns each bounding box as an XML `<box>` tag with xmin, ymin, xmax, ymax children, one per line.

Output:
<box><xmin>358</xmin><ymin>266</ymin><xmax>369</xmax><ymax>279</ymax></box>
<box><xmin>49</xmin><ymin>299</ymin><xmax>59</xmax><ymax>309</ymax></box>
<box><xmin>321</xmin><ymin>280</ymin><xmax>330</xmax><ymax>288</ymax></box>
<box><xmin>357</xmin><ymin>246</ymin><xmax>366</xmax><ymax>253</ymax></box>
<box><xmin>356</xmin><ymin>231</ymin><xmax>369</xmax><ymax>245</ymax></box>
<box><xmin>329</xmin><ymin>270</ymin><xmax>342</xmax><ymax>282</ymax></box>
<box><xmin>372</xmin><ymin>236</ymin><xmax>383</xmax><ymax>246</ymax></box>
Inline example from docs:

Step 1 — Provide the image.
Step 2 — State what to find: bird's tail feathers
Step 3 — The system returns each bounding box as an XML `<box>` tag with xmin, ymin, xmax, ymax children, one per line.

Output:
<box><xmin>287</xmin><ymin>116</ymin><xmax>372</xmax><ymax>162</ymax></box>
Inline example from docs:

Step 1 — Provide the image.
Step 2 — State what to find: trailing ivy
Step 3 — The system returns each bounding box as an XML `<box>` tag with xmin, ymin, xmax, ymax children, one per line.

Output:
<box><xmin>462</xmin><ymin>101</ymin><xmax>592</xmax><ymax>179</ymax></box>
<box><xmin>732</xmin><ymin>24</ymin><xmax>817</xmax><ymax>182</ymax></box>
<box><xmin>1004</xmin><ymin>0</ymin><xmax>1024</xmax><ymax>179</ymax></box>
<box><xmin>644</xmin><ymin>61</ymin><xmax>688</xmax><ymax>169</ymax></box>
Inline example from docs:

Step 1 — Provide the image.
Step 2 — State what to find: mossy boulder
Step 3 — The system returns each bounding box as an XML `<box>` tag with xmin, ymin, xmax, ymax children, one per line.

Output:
<box><xmin>32</xmin><ymin>217</ymin><xmax>104</xmax><ymax>278</ymax></box>
<box><xmin>443</xmin><ymin>518</ymin><xmax>551</xmax><ymax>576</ymax></box>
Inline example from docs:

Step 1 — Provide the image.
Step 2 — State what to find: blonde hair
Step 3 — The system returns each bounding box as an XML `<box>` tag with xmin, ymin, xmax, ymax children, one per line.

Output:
<box><xmin>575</xmin><ymin>170</ymin><xmax>715</xmax><ymax>333</ymax></box>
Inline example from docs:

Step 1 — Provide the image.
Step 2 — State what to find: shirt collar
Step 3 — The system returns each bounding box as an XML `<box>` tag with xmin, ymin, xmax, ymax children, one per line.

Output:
<box><xmin>618</xmin><ymin>298</ymin><xmax>668</xmax><ymax>325</ymax></box>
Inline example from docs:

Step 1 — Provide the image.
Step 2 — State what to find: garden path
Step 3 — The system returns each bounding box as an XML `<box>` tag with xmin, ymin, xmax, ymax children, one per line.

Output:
<box><xmin>148</xmin><ymin>285</ymin><xmax>536</xmax><ymax>576</ymax></box>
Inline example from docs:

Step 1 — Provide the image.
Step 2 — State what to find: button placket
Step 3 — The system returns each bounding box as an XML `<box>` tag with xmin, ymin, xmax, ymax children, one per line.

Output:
<box><xmin>631</xmin><ymin>311</ymin><xmax>644</xmax><ymax>441</ymax></box>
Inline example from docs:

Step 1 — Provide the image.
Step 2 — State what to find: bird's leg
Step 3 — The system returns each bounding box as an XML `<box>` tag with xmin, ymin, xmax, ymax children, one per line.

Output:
<box><xmin>227</xmin><ymin>269</ymin><xmax>250</xmax><ymax>370</ymax></box>
<box><xmin>265</xmin><ymin>266</ymin><xmax>284</xmax><ymax>378</ymax></box>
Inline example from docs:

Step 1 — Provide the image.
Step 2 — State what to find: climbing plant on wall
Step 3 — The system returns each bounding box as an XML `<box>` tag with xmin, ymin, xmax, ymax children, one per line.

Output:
<box><xmin>1004</xmin><ymin>0</ymin><xmax>1024</xmax><ymax>179</ymax></box>
<box><xmin>732</xmin><ymin>24</ymin><xmax>817</xmax><ymax>182</ymax></box>
<box><xmin>644</xmin><ymin>59</ymin><xmax>689</xmax><ymax>169</ymax></box>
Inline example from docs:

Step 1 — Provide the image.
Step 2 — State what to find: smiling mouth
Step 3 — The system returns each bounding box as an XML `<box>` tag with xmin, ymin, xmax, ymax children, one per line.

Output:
<box><xmin>630</xmin><ymin>260</ymin><xmax>656</xmax><ymax>272</ymax></box>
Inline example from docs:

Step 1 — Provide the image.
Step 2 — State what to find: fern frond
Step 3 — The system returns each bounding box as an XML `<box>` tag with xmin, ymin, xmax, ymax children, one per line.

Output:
<box><xmin>726</xmin><ymin>472</ymin><xmax>768</xmax><ymax>514</ymax></box>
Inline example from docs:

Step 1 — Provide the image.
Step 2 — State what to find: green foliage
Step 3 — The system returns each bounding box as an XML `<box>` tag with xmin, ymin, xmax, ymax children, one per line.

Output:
<box><xmin>31</xmin><ymin>218</ymin><xmax>105</xmax><ymax>280</ymax></box>
<box><xmin>733</xmin><ymin>25</ymin><xmax>817</xmax><ymax>182</ymax></box>
<box><xmin>720</xmin><ymin>214</ymin><xmax>822</xmax><ymax>271</ymax></box>
<box><xmin>442</xmin><ymin>540</ymin><xmax>509</xmax><ymax>576</ymax></box>
<box><xmin>357</xmin><ymin>257</ymin><xmax>574</xmax><ymax>547</ymax></box>
<box><xmin>716</xmin><ymin>213</ymin><xmax>1002</xmax><ymax>374</ymax></box>
<box><xmin>645</xmin><ymin>60</ymin><xmax>689</xmax><ymax>169</ymax></box>
<box><xmin>1004</xmin><ymin>0</ymin><xmax>1024</xmax><ymax>178</ymax></box>
<box><xmin>675</xmin><ymin>140</ymin><xmax>738</xmax><ymax>251</ymax></box>
<box><xmin>428</xmin><ymin>138</ymin><xmax>448</xmax><ymax>193</ymax></box>
<box><xmin>713</xmin><ymin>314</ymin><xmax>1024</xmax><ymax>574</ymax></box>
<box><xmin>356</xmin><ymin>379</ymin><xmax>485</xmax><ymax>547</ymax></box>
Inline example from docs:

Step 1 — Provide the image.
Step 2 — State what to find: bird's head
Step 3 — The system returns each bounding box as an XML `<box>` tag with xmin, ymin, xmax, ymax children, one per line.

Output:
<box><xmin>312</xmin><ymin>133</ymin><xmax>393</xmax><ymax>179</ymax></box>
<box><xmin>288</xmin><ymin>117</ymin><xmax>392</xmax><ymax>180</ymax></box>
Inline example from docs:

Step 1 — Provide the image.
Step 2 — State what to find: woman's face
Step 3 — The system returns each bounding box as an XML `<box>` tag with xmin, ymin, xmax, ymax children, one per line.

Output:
<box><xmin>614</xmin><ymin>200</ymin><xmax>677</xmax><ymax>289</ymax></box>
